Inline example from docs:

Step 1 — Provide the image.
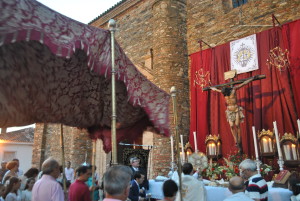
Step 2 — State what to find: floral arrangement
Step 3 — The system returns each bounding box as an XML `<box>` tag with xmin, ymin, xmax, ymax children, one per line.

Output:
<box><xmin>201</xmin><ymin>163</ymin><xmax>240</xmax><ymax>180</ymax></box>
<box><xmin>201</xmin><ymin>151</ymin><xmax>247</xmax><ymax>180</ymax></box>
<box><xmin>201</xmin><ymin>151</ymin><xmax>273</xmax><ymax>181</ymax></box>
<box><xmin>227</xmin><ymin>151</ymin><xmax>248</xmax><ymax>166</ymax></box>
<box><xmin>260</xmin><ymin>163</ymin><xmax>272</xmax><ymax>177</ymax></box>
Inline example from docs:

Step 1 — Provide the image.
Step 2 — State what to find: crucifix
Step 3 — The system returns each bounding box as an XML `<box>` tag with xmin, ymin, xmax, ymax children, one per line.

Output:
<box><xmin>203</xmin><ymin>70</ymin><xmax>266</xmax><ymax>153</ymax></box>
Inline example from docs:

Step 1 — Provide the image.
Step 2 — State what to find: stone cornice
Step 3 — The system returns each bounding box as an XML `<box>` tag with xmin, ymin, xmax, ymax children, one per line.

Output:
<box><xmin>89</xmin><ymin>0</ymin><xmax>143</xmax><ymax>27</ymax></box>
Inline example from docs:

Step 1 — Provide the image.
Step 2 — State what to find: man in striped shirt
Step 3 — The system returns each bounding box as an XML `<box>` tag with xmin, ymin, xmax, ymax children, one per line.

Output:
<box><xmin>239</xmin><ymin>159</ymin><xmax>268</xmax><ymax>201</ymax></box>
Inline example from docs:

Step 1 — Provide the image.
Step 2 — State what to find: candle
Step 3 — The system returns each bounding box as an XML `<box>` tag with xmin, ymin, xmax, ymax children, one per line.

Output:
<box><xmin>268</xmin><ymin>138</ymin><xmax>273</xmax><ymax>152</ymax></box>
<box><xmin>180</xmin><ymin>135</ymin><xmax>185</xmax><ymax>162</ymax></box>
<box><xmin>212</xmin><ymin>143</ymin><xmax>216</xmax><ymax>155</ymax></box>
<box><xmin>208</xmin><ymin>144</ymin><xmax>212</xmax><ymax>155</ymax></box>
<box><xmin>170</xmin><ymin>135</ymin><xmax>174</xmax><ymax>168</ymax></box>
<box><xmin>193</xmin><ymin>131</ymin><xmax>198</xmax><ymax>153</ymax></box>
<box><xmin>297</xmin><ymin>119</ymin><xmax>300</xmax><ymax>138</ymax></box>
<box><xmin>283</xmin><ymin>145</ymin><xmax>291</xmax><ymax>160</ymax></box>
<box><xmin>291</xmin><ymin>144</ymin><xmax>297</xmax><ymax>160</ymax></box>
<box><xmin>263</xmin><ymin>138</ymin><xmax>269</xmax><ymax>153</ymax></box>
<box><xmin>217</xmin><ymin>142</ymin><xmax>221</xmax><ymax>155</ymax></box>
<box><xmin>180</xmin><ymin>152</ymin><xmax>183</xmax><ymax>163</ymax></box>
<box><xmin>273</xmin><ymin>121</ymin><xmax>283</xmax><ymax>159</ymax></box>
<box><xmin>252</xmin><ymin>126</ymin><xmax>259</xmax><ymax>159</ymax></box>
<box><xmin>186</xmin><ymin>150</ymin><xmax>191</xmax><ymax>157</ymax></box>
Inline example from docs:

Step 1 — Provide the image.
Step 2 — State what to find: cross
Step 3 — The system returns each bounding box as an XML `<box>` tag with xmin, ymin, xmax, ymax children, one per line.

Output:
<box><xmin>203</xmin><ymin>71</ymin><xmax>266</xmax><ymax>153</ymax></box>
<box><xmin>203</xmin><ymin>74</ymin><xmax>266</xmax><ymax>91</ymax></box>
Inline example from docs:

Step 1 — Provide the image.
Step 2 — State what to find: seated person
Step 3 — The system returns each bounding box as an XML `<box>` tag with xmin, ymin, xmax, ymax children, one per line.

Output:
<box><xmin>175</xmin><ymin>163</ymin><xmax>206</xmax><ymax>201</ymax></box>
<box><xmin>224</xmin><ymin>176</ymin><xmax>253</xmax><ymax>201</ymax></box>
<box><xmin>159</xmin><ymin>179</ymin><xmax>178</xmax><ymax>201</ymax></box>
<box><xmin>128</xmin><ymin>172</ymin><xmax>145</xmax><ymax>201</ymax></box>
<box><xmin>289</xmin><ymin>176</ymin><xmax>300</xmax><ymax>201</ymax></box>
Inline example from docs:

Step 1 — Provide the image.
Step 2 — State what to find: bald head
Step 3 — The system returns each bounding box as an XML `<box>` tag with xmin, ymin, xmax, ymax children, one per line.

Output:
<box><xmin>228</xmin><ymin>176</ymin><xmax>245</xmax><ymax>194</ymax></box>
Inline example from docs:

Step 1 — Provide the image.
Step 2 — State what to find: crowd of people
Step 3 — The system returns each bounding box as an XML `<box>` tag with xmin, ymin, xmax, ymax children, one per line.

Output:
<box><xmin>0</xmin><ymin>157</ymin><xmax>299</xmax><ymax>201</ymax></box>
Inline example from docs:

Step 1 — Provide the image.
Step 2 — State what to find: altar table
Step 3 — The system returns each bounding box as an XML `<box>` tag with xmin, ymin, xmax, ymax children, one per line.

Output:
<box><xmin>148</xmin><ymin>180</ymin><xmax>292</xmax><ymax>201</ymax></box>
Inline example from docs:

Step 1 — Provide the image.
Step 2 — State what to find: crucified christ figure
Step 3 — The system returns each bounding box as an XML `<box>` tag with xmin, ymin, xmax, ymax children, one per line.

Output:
<box><xmin>209</xmin><ymin>75</ymin><xmax>258</xmax><ymax>153</ymax></box>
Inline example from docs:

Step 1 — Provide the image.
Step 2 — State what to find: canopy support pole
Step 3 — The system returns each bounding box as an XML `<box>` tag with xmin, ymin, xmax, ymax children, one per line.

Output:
<box><xmin>60</xmin><ymin>124</ymin><xmax>67</xmax><ymax>193</ymax></box>
<box><xmin>170</xmin><ymin>86</ymin><xmax>183</xmax><ymax>201</ymax></box>
<box><xmin>108</xmin><ymin>19</ymin><xmax>118</xmax><ymax>165</ymax></box>
<box><xmin>91</xmin><ymin>140</ymin><xmax>96</xmax><ymax>201</ymax></box>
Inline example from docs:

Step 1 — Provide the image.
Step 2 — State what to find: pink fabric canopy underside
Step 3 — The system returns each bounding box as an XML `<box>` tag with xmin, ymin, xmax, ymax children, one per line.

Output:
<box><xmin>0</xmin><ymin>0</ymin><xmax>170</xmax><ymax>150</ymax></box>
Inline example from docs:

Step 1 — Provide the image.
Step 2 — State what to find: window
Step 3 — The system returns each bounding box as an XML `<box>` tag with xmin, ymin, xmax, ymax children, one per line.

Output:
<box><xmin>3</xmin><ymin>151</ymin><xmax>16</xmax><ymax>162</ymax></box>
<box><xmin>232</xmin><ymin>0</ymin><xmax>248</xmax><ymax>8</ymax></box>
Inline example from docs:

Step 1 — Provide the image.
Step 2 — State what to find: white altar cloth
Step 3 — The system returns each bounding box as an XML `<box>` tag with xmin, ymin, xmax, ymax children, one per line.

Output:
<box><xmin>148</xmin><ymin>180</ymin><xmax>292</xmax><ymax>201</ymax></box>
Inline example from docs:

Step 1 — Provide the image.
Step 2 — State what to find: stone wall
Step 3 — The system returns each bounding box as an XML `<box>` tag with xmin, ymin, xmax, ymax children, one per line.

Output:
<box><xmin>32</xmin><ymin>123</ymin><xmax>93</xmax><ymax>170</ymax></box>
<box><xmin>187</xmin><ymin>0</ymin><xmax>300</xmax><ymax>54</ymax></box>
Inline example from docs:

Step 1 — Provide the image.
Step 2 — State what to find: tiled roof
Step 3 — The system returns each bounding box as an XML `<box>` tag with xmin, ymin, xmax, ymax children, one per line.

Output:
<box><xmin>0</xmin><ymin>128</ymin><xmax>34</xmax><ymax>143</ymax></box>
<box><xmin>89</xmin><ymin>0</ymin><xmax>126</xmax><ymax>25</ymax></box>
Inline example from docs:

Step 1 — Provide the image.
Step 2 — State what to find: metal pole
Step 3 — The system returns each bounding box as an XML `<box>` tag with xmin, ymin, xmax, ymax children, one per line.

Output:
<box><xmin>170</xmin><ymin>86</ymin><xmax>183</xmax><ymax>201</ymax></box>
<box><xmin>108</xmin><ymin>19</ymin><xmax>118</xmax><ymax>165</ymax></box>
<box><xmin>91</xmin><ymin>140</ymin><xmax>96</xmax><ymax>201</ymax></box>
<box><xmin>60</xmin><ymin>124</ymin><xmax>67</xmax><ymax>193</ymax></box>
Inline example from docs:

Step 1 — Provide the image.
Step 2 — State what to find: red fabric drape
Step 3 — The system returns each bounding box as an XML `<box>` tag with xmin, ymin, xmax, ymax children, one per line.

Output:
<box><xmin>190</xmin><ymin>49</ymin><xmax>212</xmax><ymax>153</ymax></box>
<box><xmin>190</xmin><ymin>19</ymin><xmax>300</xmax><ymax>157</ymax></box>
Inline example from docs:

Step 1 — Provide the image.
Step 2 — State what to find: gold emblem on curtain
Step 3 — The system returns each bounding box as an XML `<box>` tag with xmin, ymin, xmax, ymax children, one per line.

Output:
<box><xmin>267</xmin><ymin>46</ymin><xmax>290</xmax><ymax>71</ymax></box>
<box><xmin>194</xmin><ymin>68</ymin><xmax>211</xmax><ymax>91</ymax></box>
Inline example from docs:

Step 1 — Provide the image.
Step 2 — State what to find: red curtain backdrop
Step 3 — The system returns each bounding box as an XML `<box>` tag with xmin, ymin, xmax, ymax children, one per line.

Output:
<box><xmin>190</xmin><ymin>19</ymin><xmax>300</xmax><ymax>157</ymax></box>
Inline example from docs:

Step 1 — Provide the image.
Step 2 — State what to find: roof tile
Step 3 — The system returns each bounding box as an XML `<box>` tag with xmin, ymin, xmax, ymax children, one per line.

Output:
<box><xmin>0</xmin><ymin>128</ymin><xmax>34</xmax><ymax>143</ymax></box>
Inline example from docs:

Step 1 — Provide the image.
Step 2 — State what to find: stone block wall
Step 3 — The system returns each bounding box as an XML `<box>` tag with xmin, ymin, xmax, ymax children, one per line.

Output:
<box><xmin>187</xmin><ymin>0</ymin><xmax>300</xmax><ymax>54</ymax></box>
<box><xmin>32</xmin><ymin>123</ymin><xmax>92</xmax><ymax>170</ymax></box>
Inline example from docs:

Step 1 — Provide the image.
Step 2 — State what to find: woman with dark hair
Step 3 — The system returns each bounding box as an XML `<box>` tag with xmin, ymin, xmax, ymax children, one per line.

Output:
<box><xmin>3</xmin><ymin>177</ymin><xmax>21</xmax><ymax>201</ymax></box>
<box><xmin>20</xmin><ymin>168</ymin><xmax>38</xmax><ymax>190</ymax></box>
<box><xmin>21</xmin><ymin>178</ymin><xmax>35</xmax><ymax>201</ymax></box>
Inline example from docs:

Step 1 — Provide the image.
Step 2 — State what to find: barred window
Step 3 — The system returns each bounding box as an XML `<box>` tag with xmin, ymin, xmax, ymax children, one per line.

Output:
<box><xmin>232</xmin><ymin>0</ymin><xmax>248</xmax><ymax>8</ymax></box>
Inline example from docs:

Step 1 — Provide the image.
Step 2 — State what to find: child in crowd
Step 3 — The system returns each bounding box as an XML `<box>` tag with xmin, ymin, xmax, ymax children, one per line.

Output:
<box><xmin>0</xmin><ymin>184</ymin><xmax>5</xmax><ymax>201</ymax></box>
<box><xmin>3</xmin><ymin>177</ymin><xmax>21</xmax><ymax>201</ymax></box>
<box><xmin>20</xmin><ymin>168</ymin><xmax>38</xmax><ymax>190</ymax></box>
<box><xmin>21</xmin><ymin>177</ymin><xmax>35</xmax><ymax>201</ymax></box>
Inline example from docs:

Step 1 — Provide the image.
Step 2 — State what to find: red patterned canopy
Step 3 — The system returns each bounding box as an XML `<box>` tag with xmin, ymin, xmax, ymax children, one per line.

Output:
<box><xmin>0</xmin><ymin>0</ymin><xmax>170</xmax><ymax>151</ymax></box>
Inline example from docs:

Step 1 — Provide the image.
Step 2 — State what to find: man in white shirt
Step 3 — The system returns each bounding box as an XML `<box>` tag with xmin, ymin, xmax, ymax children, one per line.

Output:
<box><xmin>224</xmin><ymin>176</ymin><xmax>253</xmax><ymax>201</ymax></box>
<box><xmin>175</xmin><ymin>163</ymin><xmax>206</xmax><ymax>201</ymax></box>
<box><xmin>65</xmin><ymin>161</ymin><xmax>74</xmax><ymax>184</ymax></box>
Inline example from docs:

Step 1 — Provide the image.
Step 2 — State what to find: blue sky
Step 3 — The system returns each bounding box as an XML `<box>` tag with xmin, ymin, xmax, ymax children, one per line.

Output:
<box><xmin>1</xmin><ymin>0</ymin><xmax>122</xmax><ymax>132</ymax></box>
